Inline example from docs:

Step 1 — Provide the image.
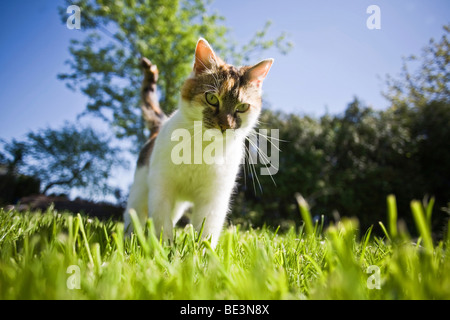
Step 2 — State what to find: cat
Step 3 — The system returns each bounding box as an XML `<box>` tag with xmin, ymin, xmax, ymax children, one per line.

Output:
<box><xmin>124</xmin><ymin>38</ymin><xmax>273</xmax><ymax>248</ymax></box>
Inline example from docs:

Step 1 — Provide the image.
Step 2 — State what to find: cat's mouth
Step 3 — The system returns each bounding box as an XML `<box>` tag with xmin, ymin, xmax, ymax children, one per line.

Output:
<box><xmin>201</xmin><ymin>123</ymin><xmax>239</xmax><ymax>136</ymax></box>
<box><xmin>219</xmin><ymin>126</ymin><xmax>233</xmax><ymax>134</ymax></box>
<box><xmin>205</xmin><ymin>124</ymin><xmax>237</xmax><ymax>135</ymax></box>
<box><xmin>202</xmin><ymin>121</ymin><xmax>230</xmax><ymax>133</ymax></box>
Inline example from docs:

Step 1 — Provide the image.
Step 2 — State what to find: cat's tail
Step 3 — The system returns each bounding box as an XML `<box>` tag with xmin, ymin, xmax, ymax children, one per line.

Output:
<box><xmin>140</xmin><ymin>57</ymin><xmax>167</xmax><ymax>139</ymax></box>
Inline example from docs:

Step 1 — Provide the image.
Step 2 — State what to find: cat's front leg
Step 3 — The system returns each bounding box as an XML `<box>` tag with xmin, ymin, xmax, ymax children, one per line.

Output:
<box><xmin>148</xmin><ymin>192</ymin><xmax>175</xmax><ymax>245</ymax></box>
<box><xmin>124</xmin><ymin>166</ymin><xmax>149</xmax><ymax>236</ymax></box>
<box><xmin>191</xmin><ymin>196</ymin><xmax>230</xmax><ymax>249</ymax></box>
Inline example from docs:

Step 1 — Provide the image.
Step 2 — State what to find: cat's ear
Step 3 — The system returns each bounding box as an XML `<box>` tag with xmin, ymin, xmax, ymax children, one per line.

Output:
<box><xmin>246</xmin><ymin>59</ymin><xmax>274</xmax><ymax>88</ymax></box>
<box><xmin>194</xmin><ymin>38</ymin><xmax>222</xmax><ymax>75</ymax></box>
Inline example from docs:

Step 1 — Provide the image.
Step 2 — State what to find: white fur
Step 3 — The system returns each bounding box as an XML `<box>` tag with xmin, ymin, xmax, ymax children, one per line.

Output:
<box><xmin>124</xmin><ymin>97</ymin><xmax>259</xmax><ymax>248</ymax></box>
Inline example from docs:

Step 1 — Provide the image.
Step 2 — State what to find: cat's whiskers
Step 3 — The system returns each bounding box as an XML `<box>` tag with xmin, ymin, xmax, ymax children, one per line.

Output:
<box><xmin>243</xmin><ymin>142</ymin><xmax>261</xmax><ymax>195</ymax></box>
<box><xmin>249</xmin><ymin>129</ymin><xmax>283</xmax><ymax>152</ymax></box>
<box><xmin>246</xmin><ymin>135</ymin><xmax>277</xmax><ymax>187</ymax></box>
<box><xmin>251</xmin><ymin>128</ymin><xmax>287</xmax><ymax>142</ymax></box>
<box><xmin>241</xmin><ymin>146</ymin><xmax>247</xmax><ymax>189</ymax></box>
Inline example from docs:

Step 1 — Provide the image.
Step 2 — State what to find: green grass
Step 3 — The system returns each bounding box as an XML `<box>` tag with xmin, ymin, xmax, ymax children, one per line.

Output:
<box><xmin>0</xmin><ymin>196</ymin><xmax>449</xmax><ymax>300</ymax></box>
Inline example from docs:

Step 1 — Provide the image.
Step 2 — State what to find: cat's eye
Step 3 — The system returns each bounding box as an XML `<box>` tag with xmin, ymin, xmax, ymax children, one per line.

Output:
<box><xmin>236</xmin><ymin>103</ymin><xmax>250</xmax><ymax>113</ymax></box>
<box><xmin>205</xmin><ymin>92</ymin><xmax>219</xmax><ymax>107</ymax></box>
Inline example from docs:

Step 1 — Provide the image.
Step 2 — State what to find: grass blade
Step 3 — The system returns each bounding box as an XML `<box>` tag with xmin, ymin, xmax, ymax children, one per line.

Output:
<box><xmin>425</xmin><ymin>197</ymin><xmax>435</xmax><ymax>229</ymax></box>
<box><xmin>410</xmin><ymin>200</ymin><xmax>433</xmax><ymax>252</ymax></box>
<box><xmin>378</xmin><ymin>221</ymin><xmax>391</xmax><ymax>242</ymax></box>
<box><xmin>295</xmin><ymin>193</ymin><xmax>314</xmax><ymax>236</ymax></box>
<box><xmin>387</xmin><ymin>194</ymin><xmax>398</xmax><ymax>239</ymax></box>
<box><xmin>112</xmin><ymin>222</ymin><xmax>124</xmax><ymax>260</ymax></box>
<box><xmin>128</xmin><ymin>209</ymin><xmax>150</xmax><ymax>257</ymax></box>
<box><xmin>77</xmin><ymin>213</ymin><xmax>93</xmax><ymax>265</ymax></box>
<box><xmin>359</xmin><ymin>225</ymin><xmax>373</xmax><ymax>264</ymax></box>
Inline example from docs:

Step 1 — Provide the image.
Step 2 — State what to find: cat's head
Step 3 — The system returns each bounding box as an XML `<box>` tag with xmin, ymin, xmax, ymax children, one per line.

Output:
<box><xmin>181</xmin><ymin>38</ymin><xmax>273</xmax><ymax>135</ymax></box>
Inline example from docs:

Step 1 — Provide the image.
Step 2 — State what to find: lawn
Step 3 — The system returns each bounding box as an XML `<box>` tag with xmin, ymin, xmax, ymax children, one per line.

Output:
<box><xmin>0</xmin><ymin>196</ymin><xmax>449</xmax><ymax>300</ymax></box>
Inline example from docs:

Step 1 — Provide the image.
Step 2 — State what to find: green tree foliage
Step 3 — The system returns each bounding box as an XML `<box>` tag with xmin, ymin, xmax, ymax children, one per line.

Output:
<box><xmin>233</xmin><ymin>98</ymin><xmax>449</xmax><ymax>235</ymax></box>
<box><xmin>1</xmin><ymin>123</ymin><xmax>126</xmax><ymax>196</ymax></box>
<box><xmin>58</xmin><ymin>0</ymin><xmax>292</xmax><ymax>151</ymax></box>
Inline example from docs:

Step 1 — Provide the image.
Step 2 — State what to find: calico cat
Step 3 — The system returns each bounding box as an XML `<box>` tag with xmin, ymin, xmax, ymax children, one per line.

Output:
<box><xmin>124</xmin><ymin>38</ymin><xmax>273</xmax><ymax>248</ymax></box>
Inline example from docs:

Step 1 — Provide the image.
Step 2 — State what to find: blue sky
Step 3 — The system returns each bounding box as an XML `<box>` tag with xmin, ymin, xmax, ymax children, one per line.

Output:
<box><xmin>1</xmin><ymin>0</ymin><xmax>449</xmax><ymax>141</ymax></box>
<box><xmin>0</xmin><ymin>0</ymin><xmax>449</xmax><ymax>197</ymax></box>
<box><xmin>214</xmin><ymin>0</ymin><xmax>449</xmax><ymax>114</ymax></box>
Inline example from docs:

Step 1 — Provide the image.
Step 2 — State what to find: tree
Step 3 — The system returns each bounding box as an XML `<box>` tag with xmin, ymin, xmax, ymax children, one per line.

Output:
<box><xmin>230</xmin><ymin>96</ymin><xmax>449</xmax><ymax>234</ymax></box>
<box><xmin>382</xmin><ymin>24</ymin><xmax>450</xmax><ymax>233</ymax></box>
<box><xmin>58</xmin><ymin>0</ymin><xmax>292</xmax><ymax>151</ymax></box>
<box><xmin>0</xmin><ymin>142</ymin><xmax>40</xmax><ymax>206</ymax></box>
<box><xmin>383</xmin><ymin>24</ymin><xmax>449</xmax><ymax>107</ymax></box>
<box><xmin>1</xmin><ymin>122</ymin><xmax>126</xmax><ymax>196</ymax></box>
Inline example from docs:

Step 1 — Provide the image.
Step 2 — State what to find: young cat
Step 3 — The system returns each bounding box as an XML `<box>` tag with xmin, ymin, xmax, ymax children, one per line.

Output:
<box><xmin>124</xmin><ymin>38</ymin><xmax>273</xmax><ymax>248</ymax></box>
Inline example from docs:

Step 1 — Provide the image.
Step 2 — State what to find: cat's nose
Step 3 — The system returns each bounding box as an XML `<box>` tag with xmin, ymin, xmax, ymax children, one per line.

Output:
<box><xmin>219</xmin><ymin>123</ymin><xmax>229</xmax><ymax>133</ymax></box>
<box><xmin>218</xmin><ymin>114</ymin><xmax>235</xmax><ymax>132</ymax></box>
